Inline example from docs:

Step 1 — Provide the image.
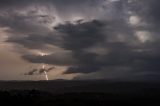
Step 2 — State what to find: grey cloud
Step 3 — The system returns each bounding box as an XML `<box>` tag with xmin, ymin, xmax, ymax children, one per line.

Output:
<box><xmin>9</xmin><ymin>18</ymin><xmax>160</xmax><ymax>75</ymax></box>
<box><xmin>2</xmin><ymin>0</ymin><xmax>160</xmax><ymax>80</ymax></box>
<box><xmin>7</xmin><ymin>20</ymin><xmax>108</xmax><ymax>68</ymax></box>
<box><xmin>54</xmin><ymin>18</ymin><xmax>160</xmax><ymax>76</ymax></box>
<box><xmin>22</xmin><ymin>52</ymin><xmax>76</xmax><ymax>66</ymax></box>
<box><xmin>0</xmin><ymin>9</ymin><xmax>55</xmax><ymax>34</ymax></box>
<box><xmin>54</xmin><ymin>20</ymin><xmax>108</xmax><ymax>73</ymax></box>
<box><xmin>0</xmin><ymin>0</ymin><xmax>122</xmax><ymax>34</ymax></box>
<box><xmin>7</xmin><ymin>33</ymin><xmax>59</xmax><ymax>49</ymax></box>
<box><xmin>25</xmin><ymin>66</ymin><xmax>55</xmax><ymax>75</ymax></box>
<box><xmin>24</xmin><ymin>69</ymin><xmax>38</xmax><ymax>75</ymax></box>
<box><xmin>54</xmin><ymin>20</ymin><xmax>106</xmax><ymax>50</ymax></box>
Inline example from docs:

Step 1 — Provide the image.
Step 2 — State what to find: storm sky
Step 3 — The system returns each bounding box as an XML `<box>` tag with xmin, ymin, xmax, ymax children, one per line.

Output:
<box><xmin>0</xmin><ymin>0</ymin><xmax>160</xmax><ymax>81</ymax></box>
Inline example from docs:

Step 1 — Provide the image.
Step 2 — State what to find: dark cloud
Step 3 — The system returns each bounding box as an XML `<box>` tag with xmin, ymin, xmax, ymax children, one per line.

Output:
<box><xmin>50</xmin><ymin>20</ymin><xmax>107</xmax><ymax>73</ymax></box>
<box><xmin>7</xmin><ymin>33</ymin><xmax>59</xmax><ymax>49</ymax></box>
<box><xmin>25</xmin><ymin>66</ymin><xmax>55</xmax><ymax>75</ymax></box>
<box><xmin>54</xmin><ymin>18</ymin><xmax>160</xmax><ymax>76</ymax></box>
<box><xmin>64</xmin><ymin>52</ymin><xmax>102</xmax><ymax>74</ymax></box>
<box><xmin>22</xmin><ymin>52</ymin><xmax>75</xmax><ymax>66</ymax></box>
<box><xmin>54</xmin><ymin>20</ymin><xmax>106</xmax><ymax>50</ymax></box>
<box><xmin>8</xmin><ymin>17</ymin><xmax>160</xmax><ymax>76</ymax></box>
<box><xmin>6</xmin><ymin>19</ymin><xmax>106</xmax><ymax>73</ymax></box>
<box><xmin>1</xmin><ymin>0</ymin><xmax>160</xmax><ymax>80</ymax></box>
<box><xmin>0</xmin><ymin>0</ymin><xmax>100</xmax><ymax>34</ymax></box>
<box><xmin>0</xmin><ymin>0</ymin><xmax>32</xmax><ymax>8</ymax></box>
<box><xmin>24</xmin><ymin>69</ymin><xmax>38</xmax><ymax>75</ymax></box>
<box><xmin>53</xmin><ymin>19</ymin><xmax>135</xmax><ymax>74</ymax></box>
<box><xmin>0</xmin><ymin>9</ymin><xmax>55</xmax><ymax>34</ymax></box>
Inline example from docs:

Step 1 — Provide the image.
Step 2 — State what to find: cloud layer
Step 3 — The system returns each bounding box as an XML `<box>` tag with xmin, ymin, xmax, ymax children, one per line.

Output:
<box><xmin>0</xmin><ymin>0</ymin><xmax>160</xmax><ymax>80</ymax></box>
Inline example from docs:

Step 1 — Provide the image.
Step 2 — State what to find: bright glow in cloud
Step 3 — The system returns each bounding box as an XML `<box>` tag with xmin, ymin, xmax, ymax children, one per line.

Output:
<box><xmin>135</xmin><ymin>31</ymin><xmax>152</xmax><ymax>43</ymax></box>
<box><xmin>37</xmin><ymin>51</ymin><xmax>52</xmax><ymax>56</ymax></box>
<box><xmin>129</xmin><ymin>15</ymin><xmax>141</xmax><ymax>26</ymax></box>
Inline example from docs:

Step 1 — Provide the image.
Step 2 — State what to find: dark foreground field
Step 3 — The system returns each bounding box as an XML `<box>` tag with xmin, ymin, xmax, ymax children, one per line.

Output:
<box><xmin>0</xmin><ymin>80</ymin><xmax>160</xmax><ymax>105</ymax></box>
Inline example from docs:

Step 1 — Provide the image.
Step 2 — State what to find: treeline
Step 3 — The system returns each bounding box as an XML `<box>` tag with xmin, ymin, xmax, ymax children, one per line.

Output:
<box><xmin>0</xmin><ymin>90</ymin><xmax>159</xmax><ymax>106</ymax></box>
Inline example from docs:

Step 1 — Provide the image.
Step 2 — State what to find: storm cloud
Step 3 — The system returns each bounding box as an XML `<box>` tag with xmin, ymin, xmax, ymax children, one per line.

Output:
<box><xmin>25</xmin><ymin>66</ymin><xmax>55</xmax><ymax>75</ymax></box>
<box><xmin>1</xmin><ymin>0</ymin><xmax>160</xmax><ymax>80</ymax></box>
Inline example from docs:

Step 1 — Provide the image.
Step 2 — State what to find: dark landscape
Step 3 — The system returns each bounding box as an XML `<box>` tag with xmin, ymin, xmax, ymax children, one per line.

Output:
<box><xmin>0</xmin><ymin>80</ymin><xmax>160</xmax><ymax>105</ymax></box>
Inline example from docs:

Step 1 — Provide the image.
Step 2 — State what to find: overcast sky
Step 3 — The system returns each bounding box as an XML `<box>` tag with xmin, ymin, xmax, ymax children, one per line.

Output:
<box><xmin>0</xmin><ymin>0</ymin><xmax>160</xmax><ymax>81</ymax></box>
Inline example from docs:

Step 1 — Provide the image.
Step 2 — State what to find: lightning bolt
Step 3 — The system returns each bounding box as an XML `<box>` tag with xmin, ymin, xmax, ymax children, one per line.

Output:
<box><xmin>44</xmin><ymin>71</ymin><xmax>49</xmax><ymax>81</ymax></box>
<box><xmin>41</xmin><ymin>52</ymin><xmax>49</xmax><ymax>81</ymax></box>
<box><xmin>42</xmin><ymin>64</ymin><xmax>49</xmax><ymax>81</ymax></box>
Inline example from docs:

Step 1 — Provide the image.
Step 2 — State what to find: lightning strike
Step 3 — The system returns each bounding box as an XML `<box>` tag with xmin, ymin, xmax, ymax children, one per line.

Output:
<box><xmin>40</xmin><ymin>52</ymin><xmax>49</xmax><ymax>81</ymax></box>
<box><xmin>44</xmin><ymin>71</ymin><xmax>49</xmax><ymax>81</ymax></box>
